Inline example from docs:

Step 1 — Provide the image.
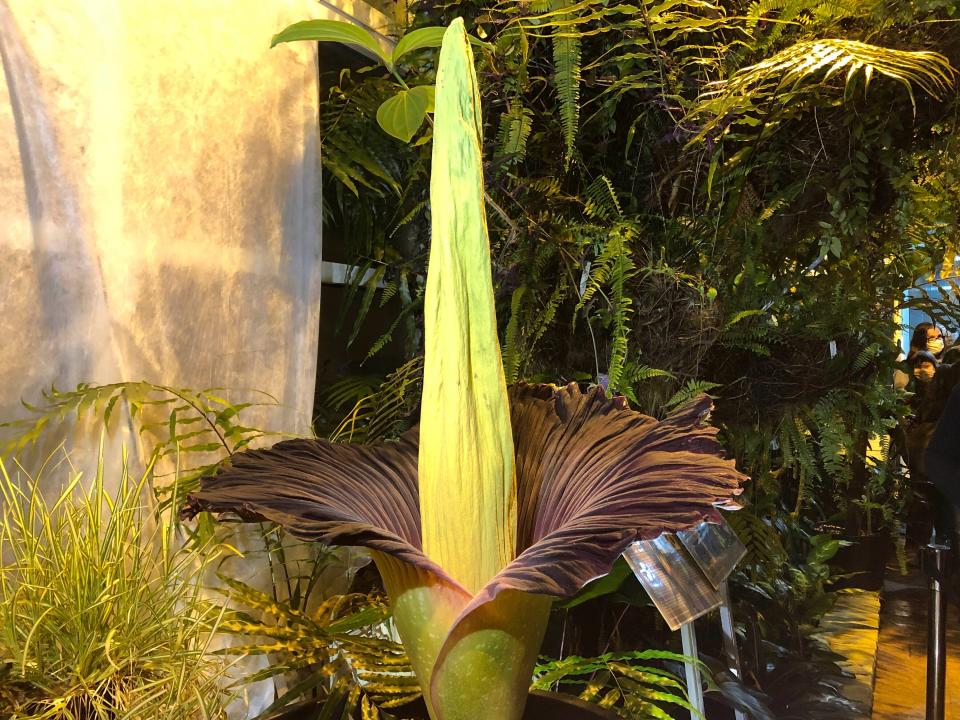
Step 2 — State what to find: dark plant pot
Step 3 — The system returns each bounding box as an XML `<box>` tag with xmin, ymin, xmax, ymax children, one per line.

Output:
<box><xmin>829</xmin><ymin>531</ymin><xmax>890</xmax><ymax>591</ymax></box>
<box><xmin>268</xmin><ymin>690</ymin><xmax>620</xmax><ymax>720</ymax></box>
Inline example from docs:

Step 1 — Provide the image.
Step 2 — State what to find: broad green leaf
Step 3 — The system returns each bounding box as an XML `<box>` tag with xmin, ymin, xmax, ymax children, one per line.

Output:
<box><xmin>392</xmin><ymin>26</ymin><xmax>493</xmax><ymax>65</ymax></box>
<box><xmin>418</xmin><ymin>18</ymin><xmax>516</xmax><ymax>594</ymax></box>
<box><xmin>271</xmin><ymin>19</ymin><xmax>390</xmax><ymax>66</ymax></box>
<box><xmin>392</xmin><ymin>27</ymin><xmax>447</xmax><ymax>64</ymax></box>
<box><xmin>560</xmin><ymin>556</ymin><xmax>633</xmax><ymax>608</ymax></box>
<box><xmin>376</xmin><ymin>87</ymin><xmax>433</xmax><ymax>142</ymax></box>
<box><xmin>420</xmin><ymin>85</ymin><xmax>436</xmax><ymax>113</ymax></box>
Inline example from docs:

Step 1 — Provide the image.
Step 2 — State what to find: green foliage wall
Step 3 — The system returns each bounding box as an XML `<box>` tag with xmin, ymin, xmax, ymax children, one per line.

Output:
<box><xmin>318</xmin><ymin>0</ymin><xmax>960</xmax><ymax>537</ymax></box>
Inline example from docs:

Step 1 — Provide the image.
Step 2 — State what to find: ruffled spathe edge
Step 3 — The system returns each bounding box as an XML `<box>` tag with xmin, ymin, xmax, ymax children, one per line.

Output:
<box><xmin>183</xmin><ymin>383</ymin><xmax>746</xmax><ymax>716</ymax></box>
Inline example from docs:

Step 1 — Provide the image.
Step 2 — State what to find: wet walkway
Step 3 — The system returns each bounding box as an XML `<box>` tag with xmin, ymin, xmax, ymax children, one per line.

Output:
<box><xmin>815</xmin><ymin>589</ymin><xmax>880</xmax><ymax>715</ymax></box>
<box><xmin>871</xmin><ymin>567</ymin><xmax>960</xmax><ymax>719</ymax></box>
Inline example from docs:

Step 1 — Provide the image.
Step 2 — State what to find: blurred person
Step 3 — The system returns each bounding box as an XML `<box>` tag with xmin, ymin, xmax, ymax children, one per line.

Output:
<box><xmin>926</xmin><ymin>385</ymin><xmax>960</xmax><ymax>578</ymax></box>
<box><xmin>902</xmin><ymin>351</ymin><xmax>960</xmax><ymax>544</ymax></box>
<box><xmin>895</xmin><ymin>323</ymin><xmax>954</xmax><ymax>389</ymax></box>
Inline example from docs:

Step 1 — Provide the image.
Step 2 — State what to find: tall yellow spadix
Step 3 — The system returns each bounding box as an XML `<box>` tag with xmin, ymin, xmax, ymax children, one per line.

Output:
<box><xmin>419</xmin><ymin>19</ymin><xmax>517</xmax><ymax>594</ymax></box>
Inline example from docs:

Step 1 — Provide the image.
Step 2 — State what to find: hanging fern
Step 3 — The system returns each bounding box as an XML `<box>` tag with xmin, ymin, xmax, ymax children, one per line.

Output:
<box><xmin>775</xmin><ymin>409</ymin><xmax>818</xmax><ymax>513</ymax></box>
<box><xmin>366</xmin><ymin>282</ymin><xmax>425</xmax><ymax>361</ymax></box>
<box><xmin>550</xmin><ymin>0</ymin><xmax>583</xmax><ymax>167</ymax></box>
<box><xmin>606</xmin><ymin>230</ymin><xmax>635</xmax><ymax>391</ymax></box>
<box><xmin>503</xmin><ymin>286</ymin><xmax>530</xmax><ymax>384</ymax></box>
<box><xmin>810</xmin><ymin>391</ymin><xmax>854</xmax><ymax>489</ymax></box>
<box><xmin>526</xmin><ymin>283</ymin><xmax>569</xmax><ymax>372</ymax></box>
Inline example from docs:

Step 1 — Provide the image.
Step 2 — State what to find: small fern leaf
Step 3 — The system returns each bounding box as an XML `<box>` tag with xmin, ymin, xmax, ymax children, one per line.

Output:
<box><xmin>584</xmin><ymin>175</ymin><xmax>623</xmax><ymax>220</ymax></box>
<box><xmin>495</xmin><ymin>102</ymin><xmax>534</xmax><ymax>164</ymax></box>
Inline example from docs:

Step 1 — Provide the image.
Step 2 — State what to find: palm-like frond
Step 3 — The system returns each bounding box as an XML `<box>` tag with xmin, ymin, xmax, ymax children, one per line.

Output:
<box><xmin>732</xmin><ymin>39</ymin><xmax>953</xmax><ymax>99</ymax></box>
<box><xmin>688</xmin><ymin>38</ymin><xmax>956</xmax><ymax>144</ymax></box>
<box><xmin>713</xmin><ymin>38</ymin><xmax>952</xmax><ymax>114</ymax></box>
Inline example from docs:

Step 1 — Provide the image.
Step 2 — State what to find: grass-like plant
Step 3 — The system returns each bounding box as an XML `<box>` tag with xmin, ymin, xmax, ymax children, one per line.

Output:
<box><xmin>185</xmin><ymin>19</ymin><xmax>744</xmax><ymax>720</ymax></box>
<box><xmin>0</xmin><ymin>451</ymin><xmax>230</xmax><ymax>719</ymax></box>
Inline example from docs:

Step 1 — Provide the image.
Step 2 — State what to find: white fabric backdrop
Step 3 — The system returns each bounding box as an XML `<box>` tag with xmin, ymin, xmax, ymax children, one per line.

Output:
<box><xmin>0</xmin><ymin>0</ymin><xmax>322</xmax><ymax>454</ymax></box>
<box><xmin>0</xmin><ymin>1</ymin><xmax>325</xmax><ymax>715</ymax></box>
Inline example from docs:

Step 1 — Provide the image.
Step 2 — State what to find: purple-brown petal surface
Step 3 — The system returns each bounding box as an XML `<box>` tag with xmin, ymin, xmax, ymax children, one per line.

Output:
<box><xmin>472</xmin><ymin>382</ymin><xmax>746</xmax><ymax>605</ymax></box>
<box><xmin>181</xmin><ymin>431</ymin><xmax>452</xmax><ymax>582</ymax></box>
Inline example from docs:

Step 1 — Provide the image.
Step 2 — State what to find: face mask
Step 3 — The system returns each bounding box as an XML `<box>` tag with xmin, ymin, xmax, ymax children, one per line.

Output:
<box><xmin>915</xmin><ymin>366</ymin><xmax>936</xmax><ymax>383</ymax></box>
<box><xmin>927</xmin><ymin>338</ymin><xmax>945</xmax><ymax>355</ymax></box>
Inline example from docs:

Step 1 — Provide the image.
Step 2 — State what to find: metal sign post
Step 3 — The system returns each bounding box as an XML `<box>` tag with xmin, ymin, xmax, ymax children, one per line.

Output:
<box><xmin>718</xmin><ymin>581</ymin><xmax>748</xmax><ymax>720</ymax></box>
<box><xmin>679</xmin><ymin>621</ymin><xmax>705</xmax><ymax>718</ymax></box>
<box><xmin>922</xmin><ymin>543</ymin><xmax>950</xmax><ymax>720</ymax></box>
<box><xmin>623</xmin><ymin>519</ymin><xmax>748</xmax><ymax>720</ymax></box>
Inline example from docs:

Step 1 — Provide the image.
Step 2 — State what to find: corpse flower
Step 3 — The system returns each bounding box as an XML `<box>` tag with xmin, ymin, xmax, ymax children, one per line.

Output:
<box><xmin>184</xmin><ymin>19</ymin><xmax>744</xmax><ymax>720</ymax></box>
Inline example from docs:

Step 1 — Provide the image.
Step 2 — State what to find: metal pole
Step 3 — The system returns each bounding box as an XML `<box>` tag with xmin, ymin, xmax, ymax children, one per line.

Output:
<box><xmin>718</xmin><ymin>581</ymin><xmax>748</xmax><ymax>720</ymax></box>
<box><xmin>679</xmin><ymin>621</ymin><xmax>705</xmax><ymax>720</ymax></box>
<box><xmin>921</xmin><ymin>543</ymin><xmax>950</xmax><ymax>720</ymax></box>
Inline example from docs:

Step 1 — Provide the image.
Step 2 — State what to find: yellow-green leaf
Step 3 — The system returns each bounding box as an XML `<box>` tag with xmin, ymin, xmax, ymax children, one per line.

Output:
<box><xmin>393</xmin><ymin>26</ymin><xmax>494</xmax><ymax>65</ymax></box>
<box><xmin>393</xmin><ymin>27</ymin><xmax>447</xmax><ymax>64</ymax></box>
<box><xmin>376</xmin><ymin>87</ymin><xmax>432</xmax><ymax>142</ymax></box>
<box><xmin>271</xmin><ymin>19</ymin><xmax>390</xmax><ymax>66</ymax></box>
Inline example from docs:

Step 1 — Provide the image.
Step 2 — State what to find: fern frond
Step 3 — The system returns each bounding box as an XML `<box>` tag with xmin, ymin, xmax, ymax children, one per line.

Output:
<box><xmin>389</xmin><ymin>201</ymin><xmax>427</xmax><ymax>238</ymax></box>
<box><xmin>330</xmin><ymin>357</ymin><xmax>424</xmax><ymax>444</ymax></box>
<box><xmin>726</xmin><ymin>510</ymin><xmax>788</xmax><ymax>575</ymax></box>
<box><xmin>379</xmin><ymin>276</ymin><xmax>401</xmax><ymax>307</ymax></box>
<box><xmin>504</xmin><ymin>286</ymin><xmax>529</xmax><ymax>384</ymax></box>
<box><xmin>527</xmin><ymin>283</ymin><xmax>568</xmax><ymax>365</ymax></box>
<box><xmin>664</xmin><ymin>380</ymin><xmax>722</xmax><ymax>410</ymax></box>
<box><xmin>607</xmin><ymin>231</ymin><xmax>635</xmax><ymax>391</ymax></box>
<box><xmin>584</xmin><ymin>176</ymin><xmax>623</xmax><ymax>220</ymax></box>
<box><xmin>528</xmin><ymin>176</ymin><xmax>563</xmax><ymax>197</ymax></box>
<box><xmin>495</xmin><ymin>103</ymin><xmax>534</xmax><ymax>164</ymax></box>
<box><xmin>550</xmin><ymin>0</ymin><xmax>583</xmax><ymax>166</ymax></box>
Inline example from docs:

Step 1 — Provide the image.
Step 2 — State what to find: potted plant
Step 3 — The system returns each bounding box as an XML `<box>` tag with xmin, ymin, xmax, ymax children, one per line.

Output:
<box><xmin>184</xmin><ymin>20</ymin><xmax>744</xmax><ymax>720</ymax></box>
<box><xmin>829</xmin><ymin>486</ymin><xmax>898</xmax><ymax>591</ymax></box>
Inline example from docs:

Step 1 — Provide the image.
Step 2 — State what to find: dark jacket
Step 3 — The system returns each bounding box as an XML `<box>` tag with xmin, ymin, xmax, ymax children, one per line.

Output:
<box><xmin>926</xmin><ymin>383</ymin><xmax>960</xmax><ymax>512</ymax></box>
<box><xmin>901</xmin><ymin>361</ymin><xmax>960</xmax><ymax>477</ymax></box>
